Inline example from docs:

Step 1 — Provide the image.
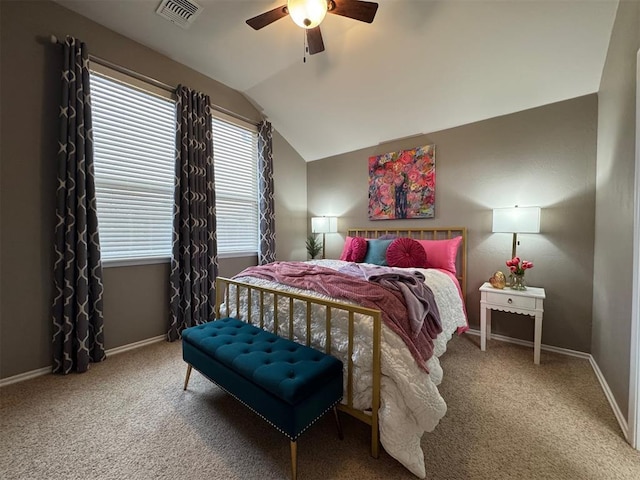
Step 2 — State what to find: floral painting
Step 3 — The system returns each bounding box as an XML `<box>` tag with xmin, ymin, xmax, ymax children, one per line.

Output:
<box><xmin>368</xmin><ymin>145</ymin><xmax>436</xmax><ymax>220</ymax></box>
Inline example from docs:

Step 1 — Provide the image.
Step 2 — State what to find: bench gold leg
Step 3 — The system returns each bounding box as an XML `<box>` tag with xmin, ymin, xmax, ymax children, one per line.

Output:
<box><xmin>183</xmin><ymin>364</ymin><xmax>192</xmax><ymax>391</ymax></box>
<box><xmin>290</xmin><ymin>440</ymin><xmax>297</xmax><ymax>480</ymax></box>
<box><xmin>333</xmin><ymin>406</ymin><xmax>344</xmax><ymax>440</ymax></box>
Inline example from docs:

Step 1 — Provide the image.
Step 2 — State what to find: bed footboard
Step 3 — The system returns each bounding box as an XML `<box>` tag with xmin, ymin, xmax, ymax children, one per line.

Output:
<box><xmin>215</xmin><ymin>276</ymin><xmax>382</xmax><ymax>458</ymax></box>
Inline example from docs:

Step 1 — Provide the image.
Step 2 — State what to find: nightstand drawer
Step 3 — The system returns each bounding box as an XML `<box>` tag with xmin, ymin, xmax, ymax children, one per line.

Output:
<box><xmin>485</xmin><ymin>291</ymin><xmax>536</xmax><ymax>310</ymax></box>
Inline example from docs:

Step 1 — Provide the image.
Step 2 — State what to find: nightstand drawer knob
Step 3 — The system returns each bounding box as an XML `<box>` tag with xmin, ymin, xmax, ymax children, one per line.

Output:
<box><xmin>485</xmin><ymin>290</ymin><xmax>537</xmax><ymax>309</ymax></box>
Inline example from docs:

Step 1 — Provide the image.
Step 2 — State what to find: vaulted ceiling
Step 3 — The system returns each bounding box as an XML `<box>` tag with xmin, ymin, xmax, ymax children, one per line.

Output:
<box><xmin>54</xmin><ymin>0</ymin><xmax>619</xmax><ymax>161</ymax></box>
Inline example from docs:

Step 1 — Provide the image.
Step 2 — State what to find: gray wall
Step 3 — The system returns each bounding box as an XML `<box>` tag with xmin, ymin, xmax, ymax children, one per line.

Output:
<box><xmin>592</xmin><ymin>0</ymin><xmax>640</xmax><ymax>420</ymax></box>
<box><xmin>308</xmin><ymin>95</ymin><xmax>598</xmax><ymax>353</ymax></box>
<box><xmin>273</xmin><ymin>131</ymin><xmax>308</xmax><ymax>262</ymax></box>
<box><xmin>0</xmin><ymin>0</ymin><xmax>307</xmax><ymax>379</ymax></box>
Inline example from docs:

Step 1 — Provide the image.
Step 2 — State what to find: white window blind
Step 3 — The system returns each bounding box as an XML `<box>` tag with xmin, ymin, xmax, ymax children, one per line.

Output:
<box><xmin>91</xmin><ymin>73</ymin><xmax>176</xmax><ymax>264</ymax></box>
<box><xmin>212</xmin><ymin>117</ymin><xmax>259</xmax><ymax>256</ymax></box>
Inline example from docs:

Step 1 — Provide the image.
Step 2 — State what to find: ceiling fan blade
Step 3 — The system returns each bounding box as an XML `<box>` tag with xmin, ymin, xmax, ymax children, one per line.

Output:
<box><xmin>327</xmin><ymin>0</ymin><xmax>378</xmax><ymax>23</ymax></box>
<box><xmin>306</xmin><ymin>27</ymin><xmax>325</xmax><ymax>55</ymax></box>
<box><xmin>246</xmin><ymin>4</ymin><xmax>288</xmax><ymax>30</ymax></box>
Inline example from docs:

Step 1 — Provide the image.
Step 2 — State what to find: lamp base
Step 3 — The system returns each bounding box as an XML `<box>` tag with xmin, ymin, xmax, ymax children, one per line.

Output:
<box><xmin>322</xmin><ymin>233</ymin><xmax>326</xmax><ymax>259</ymax></box>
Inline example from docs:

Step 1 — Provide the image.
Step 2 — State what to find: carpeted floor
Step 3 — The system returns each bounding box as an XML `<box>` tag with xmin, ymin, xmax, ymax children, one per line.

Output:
<box><xmin>1</xmin><ymin>334</ymin><xmax>639</xmax><ymax>479</ymax></box>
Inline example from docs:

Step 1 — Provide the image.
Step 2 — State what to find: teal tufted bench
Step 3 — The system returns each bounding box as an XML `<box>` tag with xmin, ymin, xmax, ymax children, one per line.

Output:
<box><xmin>182</xmin><ymin>317</ymin><xmax>344</xmax><ymax>480</ymax></box>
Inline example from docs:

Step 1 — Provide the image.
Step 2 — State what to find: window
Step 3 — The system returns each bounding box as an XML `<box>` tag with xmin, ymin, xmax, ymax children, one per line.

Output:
<box><xmin>91</xmin><ymin>66</ymin><xmax>259</xmax><ymax>264</ymax></box>
<box><xmin>91</xmin><ymin>71</ymin><xmax>176</xmax><ymax>265</ymax></box>
<box><xmin>212</xmin><ymin>116</ymin><xmax>259</xmax><ymax>257</ymax></box>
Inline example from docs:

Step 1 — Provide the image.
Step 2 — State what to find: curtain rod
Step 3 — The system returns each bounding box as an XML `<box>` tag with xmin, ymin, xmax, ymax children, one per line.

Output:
<box><xmin>49</xmin><ymin>35</ymin><xmax>260</xmax><ymax>127</ymax></box>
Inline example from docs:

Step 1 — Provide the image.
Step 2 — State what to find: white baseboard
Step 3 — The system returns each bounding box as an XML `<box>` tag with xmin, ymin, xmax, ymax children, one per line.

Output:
<box><xmin>105</xmin><ymin>334</ymin><xmax>165</xmax><ymax>356</ymax></box>
<box><xmin>589</xmin><ymin>356</ymin><xmax>629</xmax><ymax>440</ymax></box>
<box><xmin>465</xmin><ymin>328</ymin><xmax>591</xmax><ymax>359</ymax></box>
<box><xmin>465</xmin><ymin>329</ymin><xmax>628</xmax><ymax>441</ymax></box>
<box><xmin>0</xmin><ymin>334</ymin><xmax>166</xmax><ymax>388</ymax></box>
<box><xmin>0</xmin><ymin>366</ymin><xmax>52</xmax><ymax>388</ymax></box>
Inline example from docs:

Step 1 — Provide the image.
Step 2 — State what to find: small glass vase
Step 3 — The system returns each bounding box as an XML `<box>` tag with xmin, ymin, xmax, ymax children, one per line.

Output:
<box><xmin>510</xmin><ymin>274</ymin><xmax>526</xmax><ymax>291</ymax></box>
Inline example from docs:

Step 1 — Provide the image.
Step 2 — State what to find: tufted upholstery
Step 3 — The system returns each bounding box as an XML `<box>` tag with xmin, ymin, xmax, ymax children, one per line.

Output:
<box><xmin>182</xmin><ymin>317</ymin><xmax>342</xmax><ymax>405</ymax></box>
<box><xmin>182</xmin><ymin>317</ymin><xmax>343</xmax><ymax>442</ymax></box>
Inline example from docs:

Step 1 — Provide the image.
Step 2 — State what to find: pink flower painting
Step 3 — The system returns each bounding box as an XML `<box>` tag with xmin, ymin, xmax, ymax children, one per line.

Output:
<box><xmin>368</xmin><ymin>145</ymin><xmax>436</xmax><ymax>220</ymax></box>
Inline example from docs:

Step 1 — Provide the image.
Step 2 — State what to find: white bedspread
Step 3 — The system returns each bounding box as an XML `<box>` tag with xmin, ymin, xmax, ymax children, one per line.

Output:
<box><xmin>230</xmin><ymin>260</ymin><xmax>467</xmax><ymax>478</ymax></box>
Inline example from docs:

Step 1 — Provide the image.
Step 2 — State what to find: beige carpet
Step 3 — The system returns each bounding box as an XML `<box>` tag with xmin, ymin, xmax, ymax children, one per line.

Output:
<box><xmin>1</xmin><ymin>334</ymin><xmax>639</xmax><ymax>480</ymax></box>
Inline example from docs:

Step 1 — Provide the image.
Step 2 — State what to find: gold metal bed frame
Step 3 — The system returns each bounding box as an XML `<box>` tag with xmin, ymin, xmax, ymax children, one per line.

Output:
<box><xmin>214</xmin><ymin>227</ymin><xmax>466</xmax><ymax>459</ymax></box>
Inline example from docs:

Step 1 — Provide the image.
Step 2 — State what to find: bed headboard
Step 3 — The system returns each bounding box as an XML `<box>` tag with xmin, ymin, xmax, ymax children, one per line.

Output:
<box><xmin>346</xmin><ymin>227</ymin><xmax>467</xmax><ymax>300</ymax></box>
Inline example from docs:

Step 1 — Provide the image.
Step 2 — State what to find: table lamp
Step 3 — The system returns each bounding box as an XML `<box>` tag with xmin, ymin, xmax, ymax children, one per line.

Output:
<box><xmin>492</xmin><ymin>206</ymin><xmax>541</xmax><ymax>259</ymax></box>
<box><xmin>311</xmin><ymin>216</ymin><xmax>338</xmax><ymax>259</ymax></box>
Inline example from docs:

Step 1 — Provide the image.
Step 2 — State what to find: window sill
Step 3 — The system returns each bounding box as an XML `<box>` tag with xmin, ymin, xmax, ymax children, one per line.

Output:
<box><xmin>101</xmin><ymin>252</ymin><xmax>258</xmax><ymax>267</ymax></box>
<box><xmin>101</xmin><ymin>257</ymin><xmax>170</xmax><ymax>268</ymax></box>
<box><xmin>218</xmin><ymin>252</ymin><xmax>258</xmax><ymax>259</ymax></box>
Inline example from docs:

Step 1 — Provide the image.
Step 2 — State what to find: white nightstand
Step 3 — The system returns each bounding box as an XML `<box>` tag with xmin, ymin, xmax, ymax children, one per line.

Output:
<box><xmin>479</xmin><ymin>282</ymin><xmax>546</xmax><ymax>364</ymax></box>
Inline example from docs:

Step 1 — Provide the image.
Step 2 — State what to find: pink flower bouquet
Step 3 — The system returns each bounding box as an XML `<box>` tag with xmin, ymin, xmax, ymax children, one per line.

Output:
<box><xmin>505</xmin><ymin>257</ymin><xmax>534</xmax><ymax>275</ymax></box>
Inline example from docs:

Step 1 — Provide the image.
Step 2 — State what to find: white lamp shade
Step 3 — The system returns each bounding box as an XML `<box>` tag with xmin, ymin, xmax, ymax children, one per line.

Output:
<box><xmin>492</xmin><ymin>207</ymin><xmax>541</xmax><ymax>233</ymax></box>
<box><xmin>288</xmin><ymin>0</ymin><xmax>328</xmax><ymax>29</ymax></box>
<box><xmin>311</xmin><ymin>216</ymin><xmax>338</xmax><ymax>234</ymax></box>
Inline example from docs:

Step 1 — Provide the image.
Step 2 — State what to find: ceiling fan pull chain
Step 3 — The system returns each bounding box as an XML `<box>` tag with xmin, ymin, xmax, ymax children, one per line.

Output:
<box><xmin>303</xmin><ymin>32</ymin><xmax>307</xmax><ymax>63</ymax></box>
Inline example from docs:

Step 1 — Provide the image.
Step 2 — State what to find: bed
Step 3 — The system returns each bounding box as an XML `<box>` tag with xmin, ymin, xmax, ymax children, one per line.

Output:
<box><xmin>215</xmin><ymin>228</ymin><xmax>468</xmax><ymax>478</ymax></box>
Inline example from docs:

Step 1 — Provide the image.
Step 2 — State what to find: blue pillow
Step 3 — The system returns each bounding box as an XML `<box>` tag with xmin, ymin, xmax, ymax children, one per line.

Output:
<box><xmin>363</xmin><ymin>239</ymin><xmax>393</xmax><ymax>265</ymax></box>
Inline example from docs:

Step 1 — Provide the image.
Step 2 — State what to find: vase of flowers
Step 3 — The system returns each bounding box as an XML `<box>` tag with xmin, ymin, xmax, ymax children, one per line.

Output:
<box><xmin>505</xmin><ymin>257</ymin><xmax>534</xmax><ymax>290</ymax></box>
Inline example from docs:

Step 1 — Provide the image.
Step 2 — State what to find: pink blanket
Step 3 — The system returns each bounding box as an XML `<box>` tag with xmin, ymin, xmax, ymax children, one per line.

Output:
<box><xmin>235</xmin><ymin>261</ymin><xmax>439</xmax><ymax>372</ymax></box>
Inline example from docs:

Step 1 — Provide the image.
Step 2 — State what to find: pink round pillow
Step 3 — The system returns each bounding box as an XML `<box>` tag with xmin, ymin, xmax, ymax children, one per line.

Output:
<box><xmin>347</xmin><ymin>237</ymin><xmax>368</xmax><ymax>263</ymax></box>
<box><xmin>386</xmin><ymin>237</ymin><xmax>427</xmax><ymax>268</ymax></box>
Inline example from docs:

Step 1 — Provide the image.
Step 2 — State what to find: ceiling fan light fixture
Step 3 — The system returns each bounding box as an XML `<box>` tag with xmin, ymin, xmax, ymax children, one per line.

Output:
<box><xmin>288</xmin><ymin>0</ymin><xmax>328</xmax><ymax>29</ymax></box>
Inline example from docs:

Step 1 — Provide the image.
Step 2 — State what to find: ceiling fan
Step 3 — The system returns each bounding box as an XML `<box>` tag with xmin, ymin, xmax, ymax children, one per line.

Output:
<box><xmin>246</xmin><ymin>0</ymin><xmax>379</xmax><ymax>55</ymax></box>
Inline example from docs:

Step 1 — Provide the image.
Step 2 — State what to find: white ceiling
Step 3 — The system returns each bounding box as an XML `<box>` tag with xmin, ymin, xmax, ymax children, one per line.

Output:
<box><xmin>54</xmin><ymin>0</ymin><xmax>619</xmax><ymax>161</ymax></box>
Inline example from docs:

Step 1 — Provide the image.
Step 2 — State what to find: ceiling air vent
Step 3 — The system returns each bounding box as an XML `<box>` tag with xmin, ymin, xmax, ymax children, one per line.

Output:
<box><xmin>156</xmin><ymin>0</ymin><xmax>203</xmax><ymax>29</ymax></box>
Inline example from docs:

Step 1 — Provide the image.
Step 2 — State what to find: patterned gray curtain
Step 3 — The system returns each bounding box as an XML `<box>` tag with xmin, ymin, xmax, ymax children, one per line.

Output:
<box><xmin>52</xmin><ymin>37</ymin><xmax>105</xmax><ymax>374</ymax></box>
<box><xmin>168</xmin><ymin>86</ymin><xmax>218</xmax><ymax>341</ymax></box>
<box><xmin>258</xmin><ymin>120</ymin><xmax>276</xmax><ymax>265</ymax></box>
